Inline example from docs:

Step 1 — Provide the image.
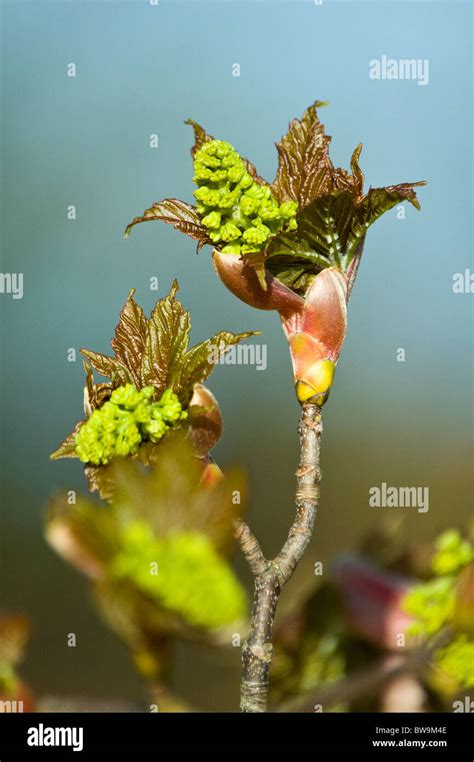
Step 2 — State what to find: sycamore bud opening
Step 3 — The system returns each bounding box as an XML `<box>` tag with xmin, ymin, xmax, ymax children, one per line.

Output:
<box><xmin>75</xmin><ymin>384</ymin><xmax>187</xmax><ymax>465</ymax></box>
<box><xmin>193</xmin><ymin>139</ymin><xmax>297</xmax><ymax>256</ymax></box>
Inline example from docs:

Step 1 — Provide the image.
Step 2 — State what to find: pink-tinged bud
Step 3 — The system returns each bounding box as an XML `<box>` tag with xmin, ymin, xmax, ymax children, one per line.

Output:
<box><xmin>283</xmin><ymin>269</ymin><xmax>347</xmax><ymax>405</ymax></box>
<box><xmin>189</xmin><ymin>383</ymin><xmax>223</xmax><ymax>456</ymax></box>
<box><xmin>212</xmin><ymin>252</ymin><xmax>348</xmax><ymax>406</ymax></box>
<box><xmin>332</xmin><ymin>555</ymin><xmax>415</xmax><ymax>651</ymax></box>
<box><xmin>212</xmin><ymin>250</ymin><xmax>304</xmax><ymax>316</ymax></box>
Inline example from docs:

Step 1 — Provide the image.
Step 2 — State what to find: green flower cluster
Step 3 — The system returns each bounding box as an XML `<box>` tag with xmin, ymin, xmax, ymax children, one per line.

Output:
<box><xmin>431</xmin><ymin>529</ymin><xmax>474</xmax><ymax>576</ymax></box>
<box><xmin>404</xmin><ymin>576</ymin><xmax>455</xmax><ymax>637</ymax></box>
<box><xmin>193</xmin><ymin>139</ymin><xmax>298</xmax><ymax>256</ymax></box>
<box><xmin>403</xmin><ymin>529</ymin><xmax>474</xmax><ymax>689</ymax></box>
<box><xmin>435</xmin><ymin>635</ymin><xmax>474</xmax><ymax>688</ymax></box>
<box><xmin>110</xmin><ymin>522</ymin><xmax>247</xmax><ymax>631</ymax></box>
<box><xmin>75</xmin><ymin>384</ymin><xmax>187</xmax><ymax>465</ymax></box>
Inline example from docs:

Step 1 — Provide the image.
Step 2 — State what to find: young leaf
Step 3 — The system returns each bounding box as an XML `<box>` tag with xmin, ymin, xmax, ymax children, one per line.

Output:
<box><xmin>276</xmin><ymin>179</ymin><xmax>426</xmax><ymax>281</ymax></box>
<box><xmin>176</xmin><ymin>329</ymin><xmax>259</xmax><ymax>403</ymax></box>
<box><xmin>265</xmin><ymin>234</ymin><xmax>331</xmax><ymax>295</ymax></box>
<box><xmin>83</xmin><ymin>464</ymin><xmax>117</xmax><ymax>502</ymax></box>
<box><xmin>140</xmin><ymin>279</ymin><xmax>191</xmax><ymax>396</ymax></box>
<box><xmin>185</xmin><ymin>118</ymin><xmax>213</xmax><ymax>158</ymax></box>
<box><xmin>50</xmin><ymin>421</ymin><xmax>85</xmax><ymax>461</ymax></box>
<box><xmin>350</xmin><ymin>144</ymin><xmax>364</xmax><ymax>201</ymax></box>
<box><xmin>271</xmin><ymin>100</ymin><xmax>338</xmax><ymax>208</ymax></box>
<box><xmin>296</xmin><ymin>190</ymin><xmax>358</xmax><ymax>267</ymax></box>
<box><xmin>80</xmin><ymin>350</ymin><xmax>130</xmax><ymax>386</ymax></box>
<box><xmin>124</xmin><ymin>199</ymin><xmax>209</xmax><ymax>248</ymax></box>
<box><xmin>268</xmin><ymin>101</ymin><xmax>425</xmax><ymax>287</ymax></box>
<box><xmin>111</xmin><ymin>289</ymin><xmax>148</xmax><ymax>388</ymax></box>
<box><xmin>84</xmin><ymin>363</ymin><xmax>113</xmax><ymax>415</ymax></box>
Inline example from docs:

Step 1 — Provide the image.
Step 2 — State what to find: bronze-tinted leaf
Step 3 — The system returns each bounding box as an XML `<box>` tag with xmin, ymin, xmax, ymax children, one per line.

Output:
<box><xmin>111</xmin><ymin>289</ymin><xmax>148</xmax><ymax>387</ymax></box>
<box><xmin>176</xmin><ymin>330</ymin><xmax>259</xmax><ymax>405</ymax></box>
<box><xmin>84</xmin><ymin>363</ymin><xmax>113</xmax><ymax>415</ymax></box>
<box><xmin>185</xmin><ymin>118</ymin><xmax>213</xmax><ymax>158</ymax></box>
<box><xmin>141</xmin><ymin>280</ymin><xmax>191</xmax><ymax>396</ymax></box>
<box><xmin>350</xmin><ymin>144</ymin><xmax>364</xmax><ymax>201</ymax></box>
<box><xmin>265</xmin><ymin>233</ymin><xmax>331</xmax><ymax>295</ymax></box>
<box><xmin>124</xmin><ymin>199</ymin><xmax>209</xmax><ymax>245</ymax></box>
<box><xmin>356</xmin><ymin>181</ymin><xmax>425</xmax><ymax>220</ymax></box>
<box><xmin>345</xmin><ymin>181</ymin><xmax>426</xmax><ymax>262</ymax></box>
<box><xmin>295</xmin><ymin>179</ymin><xmax>426</xmax><ymax>271</ymax></box>
<box><xmin>296</xmin><ymin>191</ymin><xmax>357</xmax><ymax>267</ymax></box>
<box><xmin>271</xmin><ymin>101</ymin><xmax>337</xmax><ymax>208</ymax></box>
<box><xmin>80</xmin><ymin>350</ymin><xmax>130</xmax><ymax>386</ymax></box>
<box><xmin>84</xmin><ymin>464</ymin><xmax>117</xmax><ymax>502</ymax></box>
<box><xmin>50</xmin><ymin>421</ymin><xmax>84</xmax><ymax>461</ymax></box>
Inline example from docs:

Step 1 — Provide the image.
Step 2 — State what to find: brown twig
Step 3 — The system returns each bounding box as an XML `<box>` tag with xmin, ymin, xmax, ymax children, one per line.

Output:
<box><xmin>233</xmin><ymin>518</ymin><xmax>267</xmax><ymax>577</ymax></box>
<box><xmin>235</xmin><ymin>403</ymin><xmax>322</xmax><ymax>712</ymax></box>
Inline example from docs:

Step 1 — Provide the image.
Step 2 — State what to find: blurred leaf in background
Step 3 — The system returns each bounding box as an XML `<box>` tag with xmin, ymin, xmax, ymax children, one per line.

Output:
<box><xmin>46</xmin><ymin>434</ymin><xmax>248</xmax><ymax>707</ymax></box>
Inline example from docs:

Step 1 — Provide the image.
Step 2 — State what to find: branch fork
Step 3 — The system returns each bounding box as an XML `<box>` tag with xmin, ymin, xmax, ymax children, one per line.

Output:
<box><xmin>235</xmin><ymin>402</ymin><xmax>323</xmax><ymax>712</ymax></box>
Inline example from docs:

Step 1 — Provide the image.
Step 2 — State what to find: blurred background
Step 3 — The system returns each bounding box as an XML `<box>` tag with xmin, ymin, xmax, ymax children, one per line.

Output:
<box><xmin>0</xmin><ymin>0</ymin><xmax>472</xmax><ymax>710</ymax></box>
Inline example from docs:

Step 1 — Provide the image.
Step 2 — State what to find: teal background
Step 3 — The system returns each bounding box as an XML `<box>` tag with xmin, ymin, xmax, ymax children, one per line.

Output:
<box><xmin>0</xmin><ymin>0</ymin><xmax>472</xmax><ymax>708</ymax></box>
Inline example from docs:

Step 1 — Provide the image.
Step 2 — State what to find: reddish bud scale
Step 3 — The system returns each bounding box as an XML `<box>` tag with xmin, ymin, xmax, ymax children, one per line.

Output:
<box><xmin>212</xmin><ymin>251</ymin><xmax>348</xmax><ymax>405</ymax></box>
